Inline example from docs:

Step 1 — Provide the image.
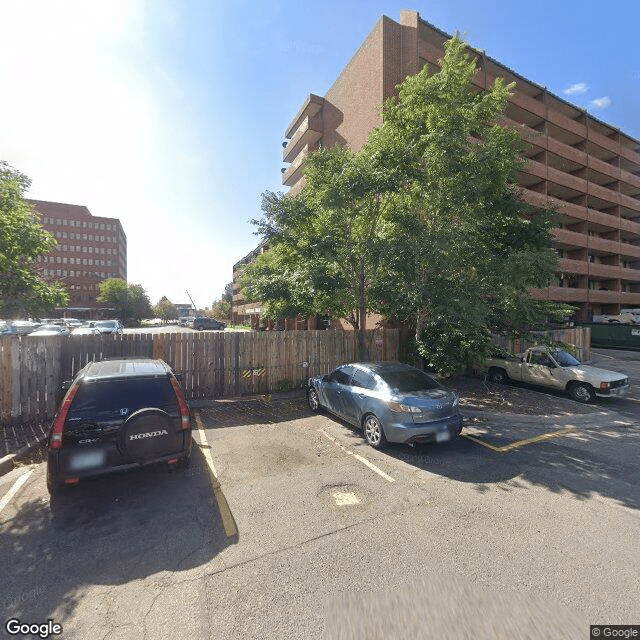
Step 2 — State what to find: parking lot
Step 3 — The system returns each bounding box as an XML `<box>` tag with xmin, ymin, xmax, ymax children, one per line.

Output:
<box><xmin>1</xmin><ymin>350</ymin><xmax>639</xmax><ymax>638</ymax></box>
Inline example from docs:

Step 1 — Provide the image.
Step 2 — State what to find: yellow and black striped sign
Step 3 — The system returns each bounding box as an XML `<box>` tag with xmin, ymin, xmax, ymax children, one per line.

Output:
<box><xmin>242</xmin><ymin>368</ymin><xmax>266</xmax><ymax>378</ymax></box>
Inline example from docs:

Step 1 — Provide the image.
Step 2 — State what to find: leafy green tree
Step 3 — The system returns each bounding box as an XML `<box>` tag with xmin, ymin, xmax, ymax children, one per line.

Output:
<box><xmin>153</xmin><ymin>296</ymin><xmax>178</xmax><ymax>322</ymax></box>
<box><xmin>366</xmin><ymin>36</ymin><xmax>563</xmax><ymax>374</ymax></box>
<box><xmin>98</xmin><ymin>279</ymin><xmax>151</xmax><ymax>322</ymax></box>
<box><xmin>245</xmin><ymin>143</ymin><xmax>403</xmax><ymax>359</ymax></box>
<box><xmin>0</xmin><ymin>161</ymin><xmax>69</xmax><ymax>317</ymax></box>
<box><xmin>245</xmin><ymin>35</ymin><xmax>564</xmax><ymax>372</ymax></box>
<box><xmin>208</xmin><ymin>282</ymin><xmax>232</xmax><ymax>322</ymax></box>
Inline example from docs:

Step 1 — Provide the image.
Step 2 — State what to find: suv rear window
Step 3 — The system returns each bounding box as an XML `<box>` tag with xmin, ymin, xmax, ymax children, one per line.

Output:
<box><xmin>69</xmin><ymin>377</ymin><xmax>177</xmax><ymax>416</ymax></box>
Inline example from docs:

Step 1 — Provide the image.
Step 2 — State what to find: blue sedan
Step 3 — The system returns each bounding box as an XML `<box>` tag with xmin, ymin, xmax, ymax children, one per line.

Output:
<box><xmin>307</xmin><ymin>362</ymin><xmax>463</xmax><ymax>449</ymax></box>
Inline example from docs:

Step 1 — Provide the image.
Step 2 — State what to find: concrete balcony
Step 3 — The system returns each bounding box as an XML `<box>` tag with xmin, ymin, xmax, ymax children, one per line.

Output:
<box><xmin>558</xmin><ymin>258</ymin><xmax>589</xmax><ymax>275</ymax></box>
<box><xmin>535</xmin><ymin>286</ymin><xmax>589</xmax><ymax>302</ymax></box>
<box><xmin>618</xmin><ymin>242</ymin><xmax>640</xmax><ymax>260</ymax></box>
<box><xmin>547</xmin><ymin>136</ymin><xmax>588</xmax><ymax>167</ymax></box>
<box><xmin>588</xmin><ymin>235</ymin><xmax>623</xmax><ymax>254</ymax></box>
<box><xmin>588</xmin><ymin>155</ymin><xmax>621</xmax><ymax>182</ymax></box>
<box><xmin>283</xmin><ymin>113</ymin><xmax>323</xmax><ymax>163</ymax></box>
<box><xmin>588</xmin><ymin>181</ymin><xmax>619</xmax><ymax>205</ymax></box>
<box><xmin>282</xmin><ymin>144</ymin><xmax>311</xmax><ymax>187</ymax></box>
<box><xmin>621</xmin><ymin>167</ymin><xmax>640</xmax><ymax>190</ymax></box>
<box><xmin>620</xmin><ymin>144</ymin><xmax>640</xmax><ymax>167</ymax></box>
<box><xmin>587</xmin><ymin>289</ymin><xmax>624</xmax><ymax>304</ymax></box>
<box><xmin>284</xmin><ymin>94</ymin><xmax>324</xmax><ymax>140</ymax></box>
<box><xmin>547</xmin><ymin>165</ymin><xmax>587</xmax><ymax>193</ymax></box>
<box><xmin>553</xmin><ymin>227</ymin><xmax>589</xmax><ymax>249</ymax></box>
<box><xmin>509</xmin><ymin>89</ymin><xmax>546</xmax><ymax>119</ymax></box>
<box><xmin>586</xmin><ymin>262</ymin><xmax>623</xmax><ymax>279</ymax></box>
<box><xmin>620</xmin><ymin>266</ymin><xmax>640</xmax><ymax>282</ymax></box>
<box><xmin>620</xmin><ymin>193</ymin><xmax>640</xmax><ymax>213</ymax></box>
<box><xmin>547</xmin><ymin>109</ymin><xmax>587</xmax><ymax>140</ymax></box>
<box><xmin>588</xmin><ymin>208</ymin><xmax>624</xmax><ymax>232</ymax></box>
<box><xmin>620</xmin><ymin>216</ymin><xmax>640</xmax><ymax>235</ymax></box>
<box><xmin>587</xmin><ymin>127</ymin><xmax>620</xmax><ymax>156</ymax></box>
<box><xmin>521</xmin><ymin>158</ymin><xmax>547</xmax><ymax>181</ymax></box>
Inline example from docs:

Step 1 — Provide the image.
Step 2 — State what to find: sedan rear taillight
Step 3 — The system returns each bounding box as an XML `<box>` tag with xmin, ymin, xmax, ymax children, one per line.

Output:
<box><xmin>50</xmin><ymin>383</ymin><xmax>80</xmax><ymax>449</ymax></box>
<box><xmin>170</xmin><ymin>377</ymin><xmax>191</xmax><ymax>429</ymax></box>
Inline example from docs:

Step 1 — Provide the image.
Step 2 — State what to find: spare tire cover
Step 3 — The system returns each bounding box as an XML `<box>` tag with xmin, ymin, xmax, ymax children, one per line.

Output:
<box><xmin>121</xmin><ymin>408</ymin><xmax>178</xmax><ymax>463</ymax></box>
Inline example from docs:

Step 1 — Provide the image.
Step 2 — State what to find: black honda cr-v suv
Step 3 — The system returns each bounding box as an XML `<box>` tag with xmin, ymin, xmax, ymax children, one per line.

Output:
<box><xmin>46</xmin><ymin>358</ymin><xmax>192</xmax><ymax>495</ymax></box>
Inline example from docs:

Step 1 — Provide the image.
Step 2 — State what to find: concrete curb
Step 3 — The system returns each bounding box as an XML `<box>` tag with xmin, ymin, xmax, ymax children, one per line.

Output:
<box><xmin>0</xmin><ymin>434</ymin><xmax>48</xmax><ymax>478</ymax></box>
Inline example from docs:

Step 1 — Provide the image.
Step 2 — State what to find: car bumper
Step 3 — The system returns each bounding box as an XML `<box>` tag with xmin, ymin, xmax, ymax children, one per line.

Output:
<box><xmin>47</xmin><ymin>435</ymin><xmax>192</xmax><ymax>486</ymax></box>
<box><xmin>595</xmin><ymin>384</ymin><xmax>630</xmax><ymax>398</ymax></box>
<box><xmin>384</xmin><ymin>414</ymin><xmax>464</xmax><ymax>444</ymax></box>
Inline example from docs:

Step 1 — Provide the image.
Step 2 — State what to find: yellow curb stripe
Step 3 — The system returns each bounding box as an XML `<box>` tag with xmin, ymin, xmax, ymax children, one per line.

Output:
<box><xmin>194</xmin><ymin>412</ymin><xmax>238</xmax><ymax>538</ymax></box>
<box><xmin>319</xmin><ymin>429</ymin><xmax>395</xmax><ymax>483</ymax></box>
<box><xmin>460</xmin><ymin>434</ymin><xmax>505</xmax><ymax>452</ymax></box>
<box><xmin>462</xmin><ymin>426</ymin><xmax>576</xmax><ymax>453</ymax></box>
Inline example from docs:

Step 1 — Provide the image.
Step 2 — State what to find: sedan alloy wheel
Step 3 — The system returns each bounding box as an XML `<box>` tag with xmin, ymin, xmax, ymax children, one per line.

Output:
<box><xmin>363</xmin><ymin>414</ymin><xmax>387</xmax><ymax>449</ymax></box>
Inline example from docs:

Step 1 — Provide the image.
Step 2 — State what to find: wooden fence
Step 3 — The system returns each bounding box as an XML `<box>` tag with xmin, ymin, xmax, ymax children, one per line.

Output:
<box><xmin>491</xmin><ymin>327</ymin><xmax>591</xmax><ymax>362</ymax></box>
<box><xmin>0</xmin><ymin>329</ymin><xmax>399</xmax><ymax>423</ymax></box>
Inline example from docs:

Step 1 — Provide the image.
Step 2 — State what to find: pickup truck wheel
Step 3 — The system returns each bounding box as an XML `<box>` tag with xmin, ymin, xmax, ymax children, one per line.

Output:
<box><xmin>568</xmin><ymin>382</ymin><xmax>594</xmax><ymax>403</ymax></box>
<box><xmin>488</xmin><ymin>367</ymin><xmax>508</xmax><ymax>384</ymax></box>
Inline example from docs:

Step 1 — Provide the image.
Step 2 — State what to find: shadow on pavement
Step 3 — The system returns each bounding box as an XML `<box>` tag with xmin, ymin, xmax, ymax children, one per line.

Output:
<box><xmin>381</xmin><ymin>418</ymin><xmax>640</xmax><ymax>511</ymax></box>
<box><xmin>0</xmin><ymin>445</ymin><xmax>236</xmax><ymax>624</ymax></box>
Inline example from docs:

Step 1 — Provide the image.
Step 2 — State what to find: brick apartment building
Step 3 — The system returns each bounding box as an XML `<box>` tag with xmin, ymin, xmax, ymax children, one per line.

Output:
<box><xmin>29</xmin><ymin>199</ymin><xmax>127</xmax><ymax>317</ymax></box>
<box><xmin>234</xmin><ymin>9</ymin><xmax>640</xmax><ymax>326</ymax></box>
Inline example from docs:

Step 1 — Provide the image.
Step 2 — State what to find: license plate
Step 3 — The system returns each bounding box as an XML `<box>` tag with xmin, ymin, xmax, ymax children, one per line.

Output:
<box><xmin>436</xmin><ymin>431</ymin><xmax>450</xmax><ymax>443</ymax></box>
<box><xmin>69</xmin><ymin>451</ymin><xmax>106</xmax><ymax>470</ymax></box>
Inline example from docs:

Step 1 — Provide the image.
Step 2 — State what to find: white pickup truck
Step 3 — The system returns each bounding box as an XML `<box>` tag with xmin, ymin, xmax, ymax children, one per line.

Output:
<box><xmin>483</xmin><ymin>346</ymin><xmax>629</xmax><ymax>403</ymax></box>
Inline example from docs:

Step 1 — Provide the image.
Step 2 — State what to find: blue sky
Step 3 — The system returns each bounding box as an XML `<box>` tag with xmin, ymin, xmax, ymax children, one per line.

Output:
<box><xmin>1</xmin><ymin>0</ymin><xmax>638</xmax><ymax>309</ymax></box>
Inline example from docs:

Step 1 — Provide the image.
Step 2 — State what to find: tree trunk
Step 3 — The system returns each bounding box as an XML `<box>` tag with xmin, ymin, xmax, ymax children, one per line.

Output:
<box><xmin>357</xmin><ymin>270</ymin><xmax>368</xmax><ymax>361</ymax></box>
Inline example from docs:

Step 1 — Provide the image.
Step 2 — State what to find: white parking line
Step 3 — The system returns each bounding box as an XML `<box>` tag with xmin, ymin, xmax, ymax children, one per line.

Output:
<box><xmin>319</xmin><ymin>429</ymin><xmax>395</xmax><ymax>483</ymax></box>
<box><xmin>0</xmin><ymin>469</ymin><xmax>33</xmax><ymax>516</ymax></box>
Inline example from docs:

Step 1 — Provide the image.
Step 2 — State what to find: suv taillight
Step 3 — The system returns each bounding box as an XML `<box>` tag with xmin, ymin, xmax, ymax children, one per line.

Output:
<box><xmin>50</xmin><ymin>383</ymin><xmax>80</xmax><ymax>449</ymax></box>
<box><xmin>170</xmin><ymin>377</ymin><xmax>191</xmax><ymax>429</ymax></box>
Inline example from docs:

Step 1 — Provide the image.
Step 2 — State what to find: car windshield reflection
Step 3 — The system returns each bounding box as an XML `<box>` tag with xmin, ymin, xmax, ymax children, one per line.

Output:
<box><xmin>550</xmin><ymin>350</ymin><xmax>580</xmax><ymax>367</ymax></box>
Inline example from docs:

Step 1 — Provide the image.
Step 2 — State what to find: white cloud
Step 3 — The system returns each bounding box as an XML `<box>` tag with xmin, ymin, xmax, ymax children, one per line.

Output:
<box><xmin>564</xmin><ymin>82</ymin><xmax>589</xmax><ymax>96</ymax></box>
<box><xmin>590</xmin><ymin>96</ymin><xmax>612</xmax><ymax>109</ymax></box>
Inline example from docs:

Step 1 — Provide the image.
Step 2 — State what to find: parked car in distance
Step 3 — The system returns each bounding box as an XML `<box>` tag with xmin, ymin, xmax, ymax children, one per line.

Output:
<box><xmin>46</xmin><ymin>358</ymin><xmax>192</xmax><ymax>495</ymax></box>
<box><xmin>63</xmin><ymin>318</ymin><xmax>84</xmax><ymax>328</ymax></box>
<box><xmin>591</xmin><ymin>313</ymin><xmax>637</xmax><ymax>324</ymax></box>
<box><xmin>29</xmin><ymin>324</ymin><xmax>70</xmax><ymax>336</ymax></box>
<box><xmin>307</xmin><ymin>362</ymin><xmax>463</xmax><ymax>449</ymax></box>
<box><xmin>12</xmin><ymin>320</ymin><xmax>40</xmax><ymax>335</ymax></box>
<box><xmin>0</xmin><ymin>322</ymin><xmax>19</xmax><ymax>337</ymax></box>
<box><xmin>188</xmin><ymin>316</ymin><xmax>226</xmax><ymax>331</ymax></box>
<box><xmin>71</xmin><ymin>326</ymin><xmax>102</xmax><ymax>336</ymax></box>
<box><xmin>483</xmin><ymin>345</ymin><xmax>629</xmax><ymax>403</ymax></box>
<box><xmin>90</xmin><ymin>320</ymin><xmax>124</xmax><ymax>334</ymax></box>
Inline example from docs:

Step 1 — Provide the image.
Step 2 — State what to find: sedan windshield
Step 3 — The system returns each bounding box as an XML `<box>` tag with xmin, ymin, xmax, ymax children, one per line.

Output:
<box><xmin>550</xmin><ymin>349</ymin><xmax>580</xmax><ymax>367</ymax></box>
<box><xmin>378</xmin><ymin>368</ymin><xmax>440</xmax><ymax>392</ymax></box>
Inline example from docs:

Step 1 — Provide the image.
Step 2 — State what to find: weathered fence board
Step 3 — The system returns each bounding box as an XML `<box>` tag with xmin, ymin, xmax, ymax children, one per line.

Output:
<box><xmin>0</xmin><ymin>329</ymin><xmax>401</xmax><ymax>423</ymax></box>
<box><xmin>491</xmin><ymin>327</ymin><xmax>591</xmax><ymax>362</ymax></box>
